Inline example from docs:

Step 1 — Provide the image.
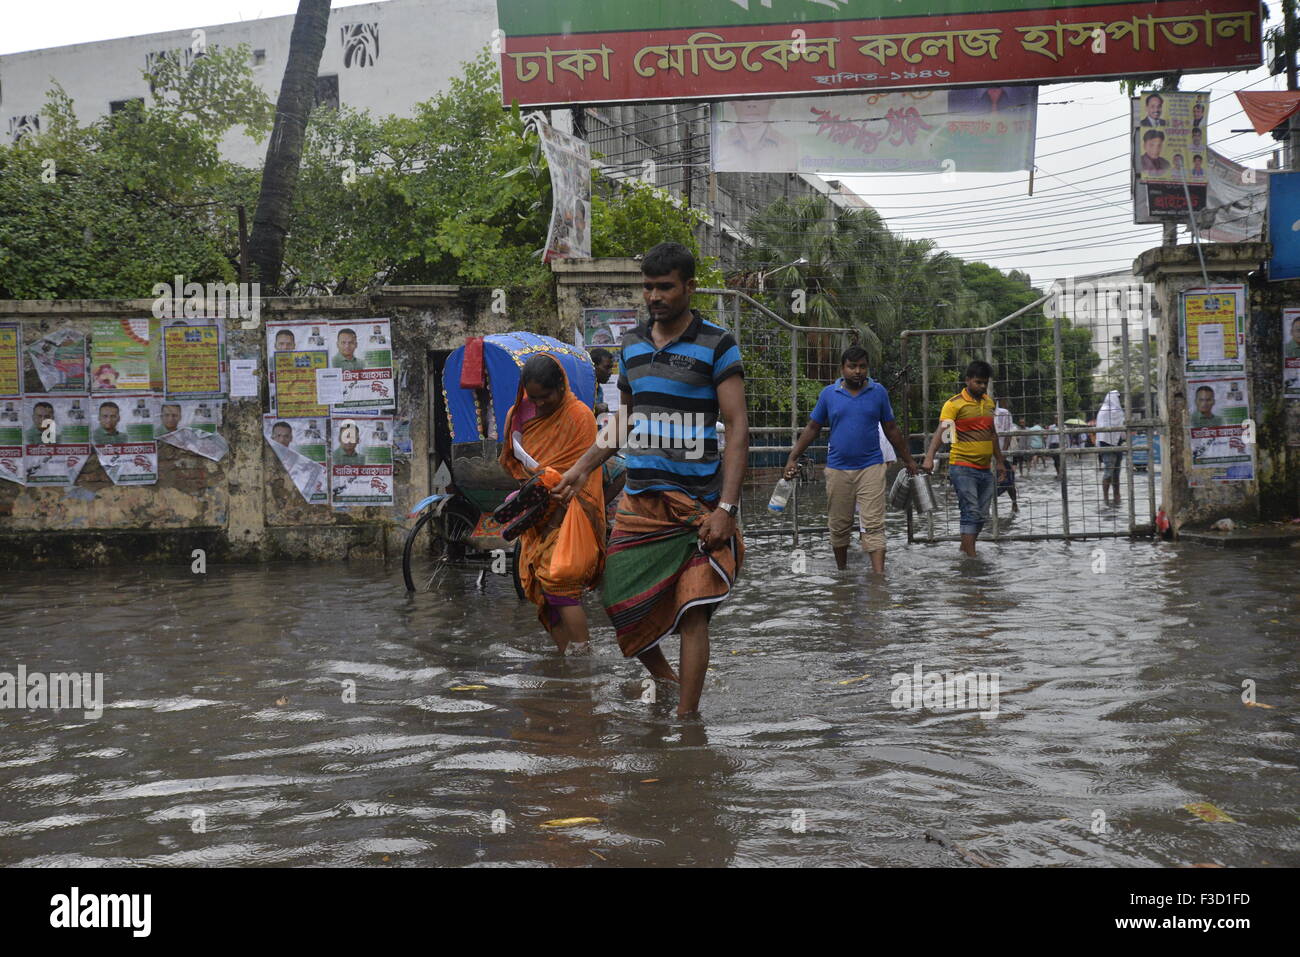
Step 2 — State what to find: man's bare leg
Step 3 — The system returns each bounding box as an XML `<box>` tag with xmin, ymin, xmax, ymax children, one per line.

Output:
<box><xmin>637</xmin><ymin>645</ymin><xmax>680</xmax><ymax>684</ymax></box>
<box><xmin>677</xmin><ymin>606</ymin><xmax>710</xmax><ymax>717</ymax></box>
<box><xmin>959</xmin><ymin>532</ymin><xmax>978</xmax><ymax>557</ymax></box>
<box><xmin>833</xmin><ymin>545</ymin><xmax>849</xmax><ymax>569</ymax></box>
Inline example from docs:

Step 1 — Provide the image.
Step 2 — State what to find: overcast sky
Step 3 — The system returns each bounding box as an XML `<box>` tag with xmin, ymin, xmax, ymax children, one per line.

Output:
<box><xmin>2</xmin><ymin>1</ymin><xmax>1288</xmax><ymax>290</ymax></box>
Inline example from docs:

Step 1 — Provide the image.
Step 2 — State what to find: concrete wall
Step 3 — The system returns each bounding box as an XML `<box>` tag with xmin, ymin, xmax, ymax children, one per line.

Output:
<box><xmin>0</xmin><ymin>284</ymin><xmax>571</xmax><ymax>567</ymax></box>
<box><xmin>1135</xmin><ymin>242</ymin><xmax>1300</xmax><ymax>531</ymax></box>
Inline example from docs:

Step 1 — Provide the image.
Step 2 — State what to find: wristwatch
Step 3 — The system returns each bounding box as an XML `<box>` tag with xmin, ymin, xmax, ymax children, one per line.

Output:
<box><xmin>717</xmin><ymin>501</ymin><xmax>738</xmax><ymax>517</ymax></box>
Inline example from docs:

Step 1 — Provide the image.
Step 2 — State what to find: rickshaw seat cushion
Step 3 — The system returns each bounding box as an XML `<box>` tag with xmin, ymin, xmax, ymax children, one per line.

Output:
<box><xmin>459</xmin><ymin>336</ymin><xmax>485</xmax><ymax>389</ymax></box>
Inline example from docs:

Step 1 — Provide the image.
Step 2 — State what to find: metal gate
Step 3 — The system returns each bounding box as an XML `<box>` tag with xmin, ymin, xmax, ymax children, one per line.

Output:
<box><xmin>899</xmin><ymin>290</ymin><xmax>1165</xmax><ymax>542</ymax></box>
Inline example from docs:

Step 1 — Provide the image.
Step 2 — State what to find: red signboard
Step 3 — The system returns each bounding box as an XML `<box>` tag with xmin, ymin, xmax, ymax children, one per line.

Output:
<box><xmin>500</xmin><ymin>1</ymin><xmax>1261</xmax><ymax>107</ymax></box>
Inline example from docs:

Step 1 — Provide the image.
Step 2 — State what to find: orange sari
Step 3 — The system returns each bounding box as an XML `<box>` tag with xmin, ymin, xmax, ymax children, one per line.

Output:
<box><xmin>498</xmin><ymin>355</ymin><xmax>606</xmax><ymax>632</ymax></box>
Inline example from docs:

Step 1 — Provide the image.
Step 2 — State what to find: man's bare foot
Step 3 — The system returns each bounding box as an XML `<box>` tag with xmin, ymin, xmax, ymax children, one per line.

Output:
<box><xmin>566</xmin><ymin>641</ymin><xmax>591</xmax><ymax>656</ymax></box>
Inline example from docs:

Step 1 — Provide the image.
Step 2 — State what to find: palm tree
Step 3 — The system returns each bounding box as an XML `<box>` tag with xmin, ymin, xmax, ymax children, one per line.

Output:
<box><xmin>248</xmin><ymin>0</ymin><xmax>332</xmax><ymax>290</ymax></box>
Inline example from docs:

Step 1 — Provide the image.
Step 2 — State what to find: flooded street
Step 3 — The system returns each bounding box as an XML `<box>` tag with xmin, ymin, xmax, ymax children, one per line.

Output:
<box><xmin>2</xmin><ymin>497</ymin><xmax>1297</xmax><ymax>868</ymax></box>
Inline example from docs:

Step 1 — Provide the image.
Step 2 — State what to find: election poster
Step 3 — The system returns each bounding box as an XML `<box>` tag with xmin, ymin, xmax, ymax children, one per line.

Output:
<box><xmin>712</xmin><ymin>86</ymin><xmax>1036</xmax><ymax>174</ymax></box>
<box><xmin>1283</xmin><ymin>308</ymin><xmax>1300</xmax><ymax>399</ymax></box>
<box><xmin>1181</xmin><ymin>285</ymin><xmax>1245</xmax><ymax>375</ymax></box>
<box><xmin>266</xmin><ymin>321</ymin><xmax>330</xmax><ymax>413</ymax></box>
<box><xmin>162</xmin><ymin>321</ymin><xmax>226</xmax><ymax>399</ymax></box>
<box><xmin>92</xmin><ymin>392</ymin><xmax>159</xmax><ymax>485</ymax></box>
<box><xmin>530</xmin><ymin>114</ymin><xmax>591</xmax><ymax>262</ymax></box>
<box><xmin>0</xmin><ymin>323</ymin><xmax>21</xmax><ymax>398</ymax></box>
<box><xmin>25</xmin><ymin>326</ymin><xmax>87</xmax><ymax>393</ymax></box>
<box><xmin>90</xmin><ymin>318</ymin><xmax>152</xmax><ymax>392</ymax></box>
<box><xmin>1132</xmin><ymin>90</ymin><xmax>1210</xmax><ymax>220</ymax></box>
<box><xmin>0</xmin><ymin>398</ymin><xmax>23</xmax><ymax>485</ymax></box>
<box><xmin>329</xmin><ymin>414</ymin><xmax>394</xmax><ymax>507</ymax></box>
<box><xmin>583</xmin><ymin>307</ymin><xmax>639</xmax><ymax>349</ymax></box>
<box><xmin>156</xmin><ymin>399</ymin><xmax>228</xmax><ymax>461</ymax></box>
<box><xmin>22</xmin><ymin>393</ymin><xmax>91</xmax><ymax>486</ymax></box>
<box><xmin>1186</xmin><ymin>375</ymin><xmax>1253</xmax><ymax>483</ymax></box>
<box><xmin>327</xmin><ymin>319</ymin><xmax>395</xmax><ymax>412</ymax></box>
<box><xmin>264</xmin><ymin>415</ymin><xmax>329</xmax><ymax>505</ymax></box>
<box><xmin>273</xmin><ymin>350</ymin><xmax>329</xmax><ymax>418</ymax></box>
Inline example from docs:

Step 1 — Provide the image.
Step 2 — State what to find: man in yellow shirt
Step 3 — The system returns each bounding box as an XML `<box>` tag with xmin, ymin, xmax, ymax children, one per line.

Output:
<box><xmin>922</xmin><ymin>360</ymin><xmax>1010</xmax><ymax>556</ymax></box>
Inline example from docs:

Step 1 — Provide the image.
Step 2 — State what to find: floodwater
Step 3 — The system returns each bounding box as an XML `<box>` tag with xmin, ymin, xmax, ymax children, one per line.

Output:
<box><xmin>2</xmin><ymin>489</ymin><xmax>1297</xmax><ymax>867</ymax></box>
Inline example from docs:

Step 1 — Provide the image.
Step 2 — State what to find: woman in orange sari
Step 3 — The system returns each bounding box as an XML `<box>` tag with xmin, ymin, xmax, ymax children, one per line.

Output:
<box><xmin>499</xmin><ymin>353</ymin><xmax>606</xmax><ymax>653</ymax></box>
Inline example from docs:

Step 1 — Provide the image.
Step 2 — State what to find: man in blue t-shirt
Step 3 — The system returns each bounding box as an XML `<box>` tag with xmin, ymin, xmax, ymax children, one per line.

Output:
<box><xmin>784</xmin><ymin>346</ymin><xmax>919</xmax><ymax>572</ymax></box>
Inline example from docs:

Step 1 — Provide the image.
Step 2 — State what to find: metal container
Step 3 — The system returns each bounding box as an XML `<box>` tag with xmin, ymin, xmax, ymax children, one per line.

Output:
<box><xmin>887</xmin><ymin>468</ymin><xmax>913</xmax><ymax>511</ymax></box>
<box><xmin>911</xmin><ymin>471</ymin><xmax>938</xmax><ymax>514</ymax></box>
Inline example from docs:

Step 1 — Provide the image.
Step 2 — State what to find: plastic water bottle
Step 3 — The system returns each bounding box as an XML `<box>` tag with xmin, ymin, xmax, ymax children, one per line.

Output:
<box><xmin>768</xmin><ymin>477</ymin><xmax>793</xmax><ymax>512</ymax></box>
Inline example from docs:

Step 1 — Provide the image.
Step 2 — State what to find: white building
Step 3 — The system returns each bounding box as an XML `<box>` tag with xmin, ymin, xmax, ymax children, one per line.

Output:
<box><xmin>1044</xmin><ymin>267</ymin><xmax>1159</xmax><ymax>396</ymax></box>
<box><xmin>0</xmin><ymin>0</ymin><xmax>870</xmax><ymax>265</ymax></box>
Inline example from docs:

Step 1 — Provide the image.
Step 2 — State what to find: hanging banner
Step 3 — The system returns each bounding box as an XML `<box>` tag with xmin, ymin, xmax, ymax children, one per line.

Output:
<box><xmin>329</xmin><ymin>414</ymin><xmax>394</xmax><ymax>507</ymax></box>
<box><xmin>25</xmin><ymin>326</ymin><xmax>87</xmax><ymax>393</ymax></box>
<box><xmin>1181</xmin><ymin>285</ymin><xmax>1245</xmax><ymax>375</ymax></box>
<box><xmin>92</xmin><ymin>392</ymin><xmax>159</xmax><ymax>485</ymax></box>
<box><xmin>22</xmin><ymin>393</ymin><xmax>91</xmax><ymax>486</ymax></box>
<box><xmin>274</xmin><ymin>350</ymin><xmax>330</xmax><ymax>417</ymax></box>
<box><xmin>0</xmin><ymin>399</ymin><xmax>23</xmax><ymax>485</ymax></box>
<box><xmin>162</xmin><ymin>321</ymin><xmax>226</xmax><ymax>399</ymax></box>
<box><xmin>90</xmin><ymin>318</ymin><xmax>152</xmax><ymax>391</ymax></box>
<box><xmin>0</xmin><ymin>323</ymin><xmax>21</xmax><ymax>397</ymax></box>
<box><xmin>1194</xmin><ymin>149</ymin><xmax>1267</xmax><ymax>242</ymax></box>
<box><xmin>1283</xmin><ymin>308</ymin><xmax>1300</xmax><ymax>400</ymax></box>
<box><xmin>1235</xmin><ymin>90</ymin><xmax>1300</xmax><ymax>135</ymax></box>
<box><xmin>712</xmin><ymin>86</ymin><xmax>1036</xmax><ymax>173</ymax></box>
<box><xmin>264</xmin><ymin>415</ymin><xmax>329</xmax><ymax>505</ymax></box>
<box><xmin>327</xmin><ymin>319</ymin><xmax>395</xmax><ymax>412</ymax></box>
<box><xmin>496</xmin><ymin>1</ymin><xmax>1260</xmax><ymax>107</ymax></box>
<box><xmin>529</xmin><ymin>114</ymin><xmax>592</xmax><ymax>262</ymax></box>
<box><xmin>1267</xmin><ymin>170</ymin><xmax>1300</xmax><ymax>281</ymax></box>
<box><xmin>1186</xmin><ymin>375</ymin><xmax>1253</xmax><ymax>483</ymax></box>
<box><xmin>1132</xmin><ymin>89</ymin><xmax>1210</xmax><ymax>221</ymax></box>
<box><xmin>266</xmin><ymin>321</ymin><xmax>330</xmax><ymax>412</ymax></box>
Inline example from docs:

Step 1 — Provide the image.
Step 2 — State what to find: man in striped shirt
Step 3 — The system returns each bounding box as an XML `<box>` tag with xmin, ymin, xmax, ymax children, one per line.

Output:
<box><xmin>555</xmin><ymin>243</ymin><xmax>749</xmax><ymax>717</ymax></box>
<box><xmin>922</xmin><ymin>360</ymin><xmax>1010</xmax><ymax>556</ymax></box>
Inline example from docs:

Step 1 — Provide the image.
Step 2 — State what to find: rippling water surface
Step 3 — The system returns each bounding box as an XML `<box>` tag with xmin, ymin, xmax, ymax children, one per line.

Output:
<box><xmin>2</xmin><ymin>486</ymin><xmax>1297</xmax><ymax>867</ymax></box>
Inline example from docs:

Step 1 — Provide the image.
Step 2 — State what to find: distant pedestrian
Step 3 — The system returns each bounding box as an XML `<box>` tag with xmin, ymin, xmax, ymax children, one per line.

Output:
<box><xmin>1095</xmin><ymin>390</ymin><xmax>1125</xmax><ymax>508</ymax></box>
<box><xmin>994</xmin><ymin>401</ymin><xmax>1018</xmax><ymax>513</ymax></box>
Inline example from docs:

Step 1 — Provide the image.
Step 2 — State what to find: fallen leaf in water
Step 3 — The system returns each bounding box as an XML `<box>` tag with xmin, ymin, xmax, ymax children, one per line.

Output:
<box><xmin>640</xmin><ymin>778</ymin><xmax>659</xmax><ymax>784</ymax></box>
<box><xmin>382</xmin><ymin>855</ymin><xmax>390</xmax><ymax>863</ymax></box>
<box><xmin>274</xmin><ymin>696</ymin><xmax>288</xmax><ymax>706</ymax></box>
<box><xmin>589</xmin><ymin>849</ymin><xmax>606</xmax><ymax>861</ymax></box>
<box><xmin>1191</xmin><ymin>862</ymin><xmax>1224</xmax><ymax>868</ymax></box>
<box><xmin>835</xmin><ymin>673</ymin><xmax>871</xmax><ymax>686</ymax></box>
<box><xmin>541</xmin><ymin>817</ymin><xmax>600</xmax><ymax>828</ymax></box>
<box><xmin>1244</xmin><ymin>700</ymin><xmax>1276</xmax><ymax>709</ymax></box>
<box><xmin>449</xmin><ymin>685</ymin><xmax>488</xmax><ymax>691</ymax></box>
<box><xmin>1184</xmin><ymin>802</ymin><xmax>1235</xmax><ymax>823</ymax></box>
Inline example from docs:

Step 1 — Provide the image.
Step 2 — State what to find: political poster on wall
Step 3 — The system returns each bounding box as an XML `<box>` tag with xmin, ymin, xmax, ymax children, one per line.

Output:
<box><xmin>162</xmin><ymin>320</ymin><xmax>226</xmax><ymax>399</ymax></box>
<box><xmin>0</xmin><ymin>398</ymin><xmax>23</xmax><ymax>485</ymax></box>
<box><xmin>263</xmin><ymin>414</ymin><xmax>329</xmax><ymax>505</ymax></box>
<box><xmin>156</xmin><ymin>399</ymin><xmax>228</xmax><ymax>461</ymax></box>
<box><xmin>327</xmin><ymin>319</ymin><xmax>395</xmax><ymax>412</ymax></box>
<box><xmin>1186</xmin><ymin>375</ymin><xmax>1254</xmax><ymax>484</ymax></box>
<box><xmin>530</xmin><ymin>114</ymin><xmax>591</xmax><ymax>262</ymax></box>
<box><xmin>22</xmin><ymin>394</ymin><xmax>91</xmax><ymax>486</ymax></box>
<box><xmin>712</xmin><ymin>86</ymin><xmax>1036</xmax><ymax>174</ymax></box>
<box><xmin>0</xmin><ymin>324</ymin><xmax>21</xmax><ymax>398</ymax></box>
<box><xmin>273</xmin><ymin>350</ymin><xmax>329</xmax><ymax>418</ymax></box>
<box><xmin>90</xmin><ymin>319</ymin><xmax>152</xmax><ymax>392</ymax></box>
<box><xmin>1283</xmin><ymin>308</ymin><xmax>1300</xmax><ymax>399</ymax></box>
<box><xmin>329</xmin><ymin>414</ymin><xmax>394</xmax><ymax>507</ymax></box>
<box><xmin>1132</xmin><ymin>90</ymin><xmax>1210</xmax><ymax>221</ymax></box>
<box><xmin>92</xmin><ymin>393</ymin><xmax>159</xmax><ymax>485</ymax></box>
<box><xmin>583</xmin><ymin>308</ymin><xmax>639</xmax><ymax>348</ymax></box>
<box><xmin>24</xmin><ymin>326</ymin><xmax>87</xmax><ymax>393</ymax></box>
<box><xmin>1180</xmin><ymin>285</ymin><xmax>1245</xmax><ymax>376</ymax></box>
<box><xmin>266</xmin><ymin>321</ymin><xmax>330</xmax><ymax>413</ymax></box>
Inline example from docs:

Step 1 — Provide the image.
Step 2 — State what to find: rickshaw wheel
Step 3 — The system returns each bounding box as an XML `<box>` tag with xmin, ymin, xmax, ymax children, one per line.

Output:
<box><xmin>402</xmin><ymin>510</ymin><xmax>448</xmax><ymax>593</ymax></box>
<box><xmin>511</xmin><ymin>540</ymin><xmax>526</xmax><ymax>601</ymax></box>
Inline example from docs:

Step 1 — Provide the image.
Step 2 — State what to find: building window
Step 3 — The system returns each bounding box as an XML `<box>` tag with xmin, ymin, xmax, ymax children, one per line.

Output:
<box><xmin>110</xmin><ymin>98</ymin><xmax>145</xmax><ymax>114</ymax></box>
<box><xmin>253</xmin><ymin>48</ymin><xmax>267</xmax><ymax>66</ymax></box>
<box><xmin>8</xmin><ymin>114</ymin><xmax>39</xmax><ymax>144</ymax></box>
<box><xmin>340</xmin><ymin>23</ymin><xmax>379</xmax><ymax>68</ymax></box>
<box><xmin>314</xmin><ymin>74</ymin><xmax>339</xmax><ymax>111</ymax></box>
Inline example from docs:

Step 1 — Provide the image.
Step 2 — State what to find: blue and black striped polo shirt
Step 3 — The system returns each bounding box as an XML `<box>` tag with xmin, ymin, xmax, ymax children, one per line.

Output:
<box><xmin>616</xmin><ymin>309</ymin><xmax>744</xmax><ymax>502</ymax></box>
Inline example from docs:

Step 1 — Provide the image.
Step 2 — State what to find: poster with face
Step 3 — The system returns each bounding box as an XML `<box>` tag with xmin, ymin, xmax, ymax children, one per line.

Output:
<box><xmin>329</xmin><ymin>414</ymin><xmax>394</xmax><ymax>506</ymax></box>
<box><xmin>92</xmin><ymin>392</ymin><xmax>159</xmax><ymax>485</ymax></box>
<box><xmin>263</xmin><ymin>414</ymin><xmax>328</xmax><ymax>505</ymax></box>
<box><xmin>1187</xmin><ymin>375</ymin><xmax>1254</xmax><ymax>483</ymax></box>
<box><xmin>0</xmin><ymin>398</ymin><xmax>23</xmax><ymax>485</ymax></box>
<box><xmin>156</xmin><ymin>399</ymin><xmax>228</xmax><ymax>461</ymax></box>
<box><xmin>22</xmin><ymin>393</ymin><xmax>92</xmax><ymax>486</ymax></box>
<box><xmin>266</xmin><ymin>320</ymin><xmax>331</xmax><ymax>413</ymax></box>
<box><xmin>327</xmin><ymin>319</ymin><xmax>394</xmax><ymax>412</ymax></box>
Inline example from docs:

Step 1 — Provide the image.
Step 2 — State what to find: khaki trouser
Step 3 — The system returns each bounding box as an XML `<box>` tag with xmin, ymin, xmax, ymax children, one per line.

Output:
<box><xmin>825</xmin><ymin>464</ymin><xmax>887</xmax><ymax>551</ymax></box>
